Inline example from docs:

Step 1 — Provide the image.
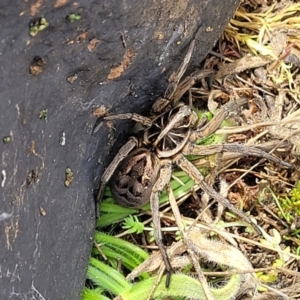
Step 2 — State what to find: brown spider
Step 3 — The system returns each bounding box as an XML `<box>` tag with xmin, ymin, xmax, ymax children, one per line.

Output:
<box><xmin>96</xmin><ymin>40</ymin><xmax>292</xmax><ymax>288</ymax></box>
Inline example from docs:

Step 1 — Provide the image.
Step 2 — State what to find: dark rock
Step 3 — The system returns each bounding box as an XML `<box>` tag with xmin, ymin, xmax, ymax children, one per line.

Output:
<box><xmin>0</xmin><ymin>0</ymin><xmax>239</xmax><ymax>299</ymax></box>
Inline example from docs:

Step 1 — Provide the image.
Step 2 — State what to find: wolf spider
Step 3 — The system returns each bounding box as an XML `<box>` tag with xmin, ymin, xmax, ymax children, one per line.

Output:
<box><xmin>97</xmin><ymin>40</ymin><xmax>291</xmax><ymax>288</ymax></box>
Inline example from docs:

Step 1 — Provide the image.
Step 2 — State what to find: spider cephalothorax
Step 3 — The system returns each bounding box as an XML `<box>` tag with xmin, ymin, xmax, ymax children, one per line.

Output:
<box><xmin>144</xmin><ymin>104</ymin><xmax>197</xmax><ymax>156</ymax></box>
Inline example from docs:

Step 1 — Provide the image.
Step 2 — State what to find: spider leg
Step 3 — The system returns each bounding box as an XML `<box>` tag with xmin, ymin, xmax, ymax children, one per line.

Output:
<box><xmin>183</xmin><ymin>143</ymin><xmax>292</xmax><ymax>169</ymax></box>
<box><xmin>164</xmin><ymin>40</ymin><xmax>196</xmax><ymax>102</ymax></box>
<box><xmin>104</xmin><ymin>113</ymin><xmax>152</xmax><ymax>127</ymax></box>
<box><xmin>173</xmin><ymin>153</ymin><xmax>261</xmax><ymax>234</ymax></box>
<box><xmin>192</xmin><ymin>97</ymin><xmax>249</xmax><ymax>140</ymax></box>
<box><xmin>153</xmin><ymin>41</ymin><xmax>214</xmax><ymax>111</ymax></box>
<box><xmin>172</xmin><ymin>68</ymin><xmax>215</xmax><ymax>104</ymax></box>
<box><xmin>96</xmin><ymin>137</ymin><xmax>138</xmax><ymax>217</ymax></box>
<box><xmin>166</xmin><ymin>184</ymin><xmax>215</xmax><ymax>300</ymax></box>
<box><xmin>150</xmin><ymin>159</ymin><xmax>173</xmax><ymax>287</ymax></box>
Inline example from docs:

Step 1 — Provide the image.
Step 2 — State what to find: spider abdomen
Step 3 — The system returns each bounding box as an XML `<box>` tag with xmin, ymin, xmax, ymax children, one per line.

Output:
<box><xmin>109</xmin><ymin>148</ymin><xmax>160</xmax><ymax>208</ymax></box>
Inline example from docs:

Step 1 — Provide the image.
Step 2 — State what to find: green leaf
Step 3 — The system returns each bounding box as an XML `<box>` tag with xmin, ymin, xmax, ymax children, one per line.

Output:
<box><xmin>122</xmin><ymin>215</ymin><xmax>144</xmax><ymax>234</ymax></box>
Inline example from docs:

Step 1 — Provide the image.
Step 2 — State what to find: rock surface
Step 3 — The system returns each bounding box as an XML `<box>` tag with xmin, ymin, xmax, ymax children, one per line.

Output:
<box><xmin>0</xmin><ymin>1</ymin><xmax>239</xmax><ymax>299</ymax></box>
